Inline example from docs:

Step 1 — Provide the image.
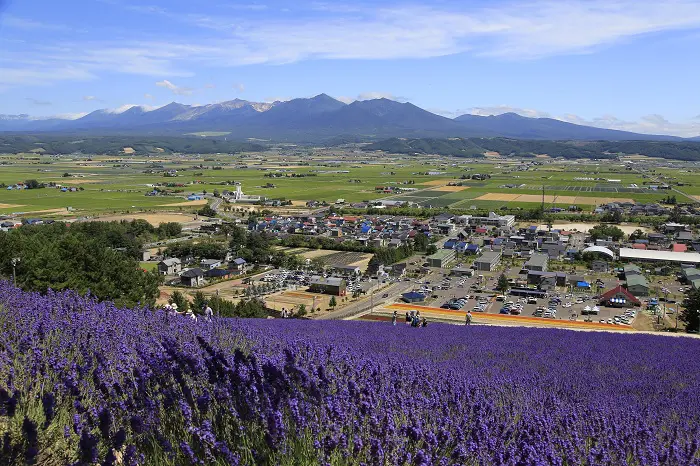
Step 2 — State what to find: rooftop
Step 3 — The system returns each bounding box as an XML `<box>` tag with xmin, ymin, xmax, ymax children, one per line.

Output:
<box><xmin>474</xmin><ymin>251</ymin><xmax>501</xmax><ymax>263</ymax></box>
<box><xmin>619</xmin><ymin>248</ymin><xmax>700</xmax><ymax>264</ymax></box>
<box><xmin>428</xmin><ymin>249</ymin><xmax>456</xmax><ymax>260</ymax></box>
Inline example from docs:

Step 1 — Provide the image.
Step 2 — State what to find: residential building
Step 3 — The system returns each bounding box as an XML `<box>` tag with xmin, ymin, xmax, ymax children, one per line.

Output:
<box><xmin>590</xmin><ymin>260</ymin><xmax>609</xmax><ymax>273</ymax></box>
<box><xmin>308</xmin><ymin>276</ymin><xmax>347</xmax><ymax>296</ymax></box>
<box><xmin>523</xmin><ymin>253</ymin><xmax>549</xmax><ymax>272</ymax></box>
<box><xmin>181</xmin><ymin>268</ymin><xmax>205</xmax><ymax>287</ymax></box>
<box><xmin>427</xmin><ymin>250</ymin><xmax>456</xmax><ymax>268</ymax></box>
<box><xmin>231</xmin><ymin>258</ymin><xmax>247</xmax><ymax>271</ymax></box>
<box><xmin>626</xmin><ymin>274</ymin><xmax>650</xmax><ymax>296</ymax></box>
<box><xmin>201</xmin><ymin>259</ymin><xmax>223</xmax><ymax>270</ymax></box>
<box><xmin>473</xmin><ymin>251</ymin><xmax>502</xmax><ymax>272</ymax></box>
<box><xmin>158</xmin><ymin>258</ymin><xmax>182</xmax><ymax>275</ymax></box>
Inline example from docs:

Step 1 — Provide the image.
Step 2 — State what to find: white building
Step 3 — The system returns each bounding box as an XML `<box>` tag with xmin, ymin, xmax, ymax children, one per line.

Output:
<box><xmin>227</xmin><ymin>185</ymin><xmax>262</xmax><ymax>203</ymax></box>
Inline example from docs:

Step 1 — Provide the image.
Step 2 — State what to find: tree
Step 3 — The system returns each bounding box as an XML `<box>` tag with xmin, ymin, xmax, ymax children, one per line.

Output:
<box><xmin>426</xmin><ymin>244</ymin><xmax>438</xmax><ymax>255</ymax></box>
<box><xmin>413</xmin><ymin>232</ymin><xmax>429</xmax><ymax>251</ymax></box>
<box><xmin>680</xmin><ymin>289</ymin><xmax>700</xmax><ymax>332</ymax></box>
<box><xmin>197</xmin><ymin>205</ymin><xmax>217</xmax><ymax>218</ymax></box>
<box><xmin>628</xmin><ymin>229</ymin><xmax>646</xmax><ymax>242</ymax></box>
<box><xmin>297</xmin><ymin>304</ymin><xmax>307</xmax><ymax>317</ymax></box>
<box><xmin>589</xmin><ymin>224</ymin><xmax>625</xmax><ymax>242</ymax></box>
<box><xmin>24</xmin><ymin>179</ymin><xmax>42</xmax><ymax>189</ymax></box>
<box><xmin>496</xmin><ymin>274</ymin><xmax>509</xmax><ymax>293</ymax></box>
<box><xmin>329</xmin><ymin>296</ymin><xmax>337</xmax><ymax>309</ymax></box>
<box><xmin>192</xmin><ymin>291</ymin><xmax>208</xmax><ymax>313</ymax></box>
<box><xmin>170</xmin><ymin>291</ymin><xmax>190</xmax><ymax>313</ymax></box>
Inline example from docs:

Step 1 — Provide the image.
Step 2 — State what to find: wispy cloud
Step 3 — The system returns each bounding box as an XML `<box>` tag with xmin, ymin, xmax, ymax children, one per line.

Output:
<box><xmin>461</xmin><ymin>104</ymin><xmax>700</xmax><ymax>137</ymax></box>
<box><xmin>337</xmin><ymin>92</ymin><xmax>409</xmax><ymax>103</ymax></box>
<box><xmin>263</xmin><ymin>96</ymin><xmax>292</xmax><ymax>103</ymax></box>
<box><xmin>144</xmin><ymin>93</ymin><xmax>155</xmax><ymax>100</ymax></box>
<box><xmin>204</xmin><ymin>83</ymin><xmax>216</xmax><ymax>89</ymax></box>
<box><xmin>233</xmin><ymin>83</ymin><xmax>245</xmax><ymax>92</ymax></box>
<box><xmin>2</xmin><ymin>15</ymin><xmax>77</xmax><ymax>32</ymax></box>
<box><xmin>466</xmin><ymin>105</ymin><xmax>551</xmax><ymax>118</ymax></box>
<box><xmin>25</xmin><ymin>97</ymin><xmax>52</xmax><ymax>106</ymax></box>
<box><xmin>558</xmin><ymin>113</ymin><xmax>700</xmax><ymax>138</ymax></box>
<box><xmin>3</xmin><ymin>0</ymin><xmax>700</xmax><ymax>90</ymax></box>
<box><xmin>155</xmin><ymin>79</ymin><xmax>193</xmax><ymax>95</ymax></box>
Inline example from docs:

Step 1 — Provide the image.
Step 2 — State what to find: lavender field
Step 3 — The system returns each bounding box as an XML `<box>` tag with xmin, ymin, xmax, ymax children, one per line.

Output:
<box><xmin>1</xmin><ymin>281</ymin><xmax>699</xmax><ymax>465</ymax></box>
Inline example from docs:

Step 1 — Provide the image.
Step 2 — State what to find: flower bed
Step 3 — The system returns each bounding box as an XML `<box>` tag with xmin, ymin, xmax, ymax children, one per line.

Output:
<box><xmin>1</xmin><ymin>281</ymin><xmax>699</xmax><ymax>465</ymax></box>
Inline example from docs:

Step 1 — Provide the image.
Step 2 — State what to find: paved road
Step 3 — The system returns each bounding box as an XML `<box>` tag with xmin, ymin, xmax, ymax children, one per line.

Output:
<box><xmin>317</xmin><ymin>267</ymin><xmax>445</xmax><ymax>320</ymax></box>
<box><xmin>316</xmin><ymin>279</ymin><xmax>416</xmax><ymax>320</ymax></box>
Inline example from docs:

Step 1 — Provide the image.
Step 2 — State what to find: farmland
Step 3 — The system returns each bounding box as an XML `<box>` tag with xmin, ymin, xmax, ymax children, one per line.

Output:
<box><xmin>1</xmin><ymin>281</ymin><xmax>699</xmax><ymax>465</ymax></box>
<box><xmin>0</xmin><ymin>149</ymin><xmax>694</xmax><ymax>219</ymax></box>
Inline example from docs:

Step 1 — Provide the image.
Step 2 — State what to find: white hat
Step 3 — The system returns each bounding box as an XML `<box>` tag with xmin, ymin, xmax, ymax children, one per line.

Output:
<box><xmin>171</xmin><ymin>303</ymin><xmax>178</xmax><ymax>310</ymax></box>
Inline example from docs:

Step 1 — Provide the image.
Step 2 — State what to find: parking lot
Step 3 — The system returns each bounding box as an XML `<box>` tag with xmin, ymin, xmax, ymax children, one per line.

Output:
<box><xmin>398</xmin><ymin>266</ymin><xmax>657</xmax><ymax>329</ymax></box>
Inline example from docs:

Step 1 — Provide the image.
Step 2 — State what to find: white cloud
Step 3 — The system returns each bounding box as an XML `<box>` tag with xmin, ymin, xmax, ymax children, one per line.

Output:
<box><xmin>263</xmin><ymin>96</ymin><xmax>292</xmax><ymax>103</ymax></box>
<box><xmin>336</xmin><ymin>92</ymin><xmax>408</xmax><ymax>103</ymax></box>
<box><xmin>3</xmin><ymin>0</ymin><xmax>699</xmax><ymax>92</ymax></box>
<box><xmin>558</xmin><ymin>113</ymin><xmax>700</xmax><ymax>137</ymax></box>
<box><xmin>204</xmin><ymin>83</ymin><xmax>216</xmax><ymax>89</ymax></box>
<box><xmin>465</xmin><ymin>105</ymin><xmax>551</xmax><ymax>118</ymax></box>
<box><xmin>82</xmin><ymin>96</ymin><xmax>98</xmax><ymax>101</ymax></box>
<box><xmin>451</xmin><ymin>104</ymin><xmax>700</xmax><ymax>137</ymax></box>
<box><xmin>155</xmin><ymin>79</ymin><xmax>193</xmax><ymax>95</ymax></box>
<box><xmin>37</xmin><ymin>112</ymin><xmax>88</xmax><ymax>120</ymax></box>
<box><xmin>233</xmin><ymin>83</ymin><xmax>245</xmax><ymax>92</ymax></box>
<box><xmin>144</xmin><ymin>93</ymin><xmax>155</xmax><ymax>100</ymax></box>
<box><xmin>3</xmin><ymin>15</ymin><xmax>76</xmax><ymax>32</ymax></box>
<box><xmin>25</xmin><ymin>97</ymin><xmax>52</xmax><ymax>106</ymax></box>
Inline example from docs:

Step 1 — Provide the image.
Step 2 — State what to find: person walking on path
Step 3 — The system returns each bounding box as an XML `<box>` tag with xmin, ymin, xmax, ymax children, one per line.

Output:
<box><xmin>465</xmin><ymin>310</ymin><xmax>472</xmax><ymax>326</ymax></box>
<box><xmin>391</xmin><ymin>310</ymin><xmax>397</xmax><ymax>326</ymax></box>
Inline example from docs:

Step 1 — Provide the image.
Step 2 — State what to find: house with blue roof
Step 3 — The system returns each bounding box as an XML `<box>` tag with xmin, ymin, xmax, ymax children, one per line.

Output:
<box><xmin>443</xmin><ymin>239</ymin><xmax>458</xmax><ymax>250</ymax></box>
<box><xmin>455</xmin><ymin>241</ymin><xmax>469</xmax><ymax>253</ymax></box>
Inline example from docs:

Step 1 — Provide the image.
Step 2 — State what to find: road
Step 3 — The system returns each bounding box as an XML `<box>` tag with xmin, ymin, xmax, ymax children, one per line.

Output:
<box><xmin>316</xmin><ymin>279</ymin><xmax>416</xmax><ymax>320</ymax></box>
<box><xmin>316</xmin><ymin>267</ymin><xmax>445</xmax><ymax>320</ymax></box>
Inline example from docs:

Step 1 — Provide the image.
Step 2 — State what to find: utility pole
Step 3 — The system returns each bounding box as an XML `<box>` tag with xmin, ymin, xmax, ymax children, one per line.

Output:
<box><xmin>11</xmin><ymin>257</ymin><xmax>20</xmax><ymax>284</ymax></box>
<box><xmin>542</xmin><ymin>185</ymin><xmax>545</xmax><ymax>212</ymax></box>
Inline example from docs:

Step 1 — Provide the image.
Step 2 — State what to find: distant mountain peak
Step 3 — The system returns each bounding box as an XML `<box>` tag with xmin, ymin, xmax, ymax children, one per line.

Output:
<box><xmin>0</xmin><ymin>94</ymin><xmax>686</xmax><ymax>142</ymax></box>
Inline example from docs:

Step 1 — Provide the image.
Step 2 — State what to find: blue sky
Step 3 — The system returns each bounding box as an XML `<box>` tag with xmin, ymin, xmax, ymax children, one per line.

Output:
<box><xmin>1</xmin><ymin>0</ymin><xmax>700</xmax><ymax>136</ymax></box>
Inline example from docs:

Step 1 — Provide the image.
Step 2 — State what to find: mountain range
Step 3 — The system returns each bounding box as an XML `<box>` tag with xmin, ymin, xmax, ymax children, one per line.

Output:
<box><xmin>1</xmin><ymin>94</ymin><xmax>696</xmax><ymax>142</ymax></box>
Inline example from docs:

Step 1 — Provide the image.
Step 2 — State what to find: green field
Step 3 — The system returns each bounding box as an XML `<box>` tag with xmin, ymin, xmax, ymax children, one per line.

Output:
<box><xmin>0</xmin><ymin>151</ymin><xmax>687</xmax><ymax>217</ymax></box>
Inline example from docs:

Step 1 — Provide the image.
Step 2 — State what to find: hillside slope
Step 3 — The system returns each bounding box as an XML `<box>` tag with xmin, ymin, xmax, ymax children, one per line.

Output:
<box><xmin>1</xmin><ymin>282</ymin><xmax>699</xmax><ymax>465</ymax></box>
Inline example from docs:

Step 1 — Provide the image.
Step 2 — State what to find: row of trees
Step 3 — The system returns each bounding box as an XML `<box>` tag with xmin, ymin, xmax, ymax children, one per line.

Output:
<box><xmin>170</xmin><ymin>291</ymin><xmax>267</xmax><ymax>318</ymax></box>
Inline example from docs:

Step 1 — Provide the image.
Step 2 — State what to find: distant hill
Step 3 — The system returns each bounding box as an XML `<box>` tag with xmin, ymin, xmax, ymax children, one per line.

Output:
<box><xmin>0</xmin><ymin>134</ymin><xmax>265</xmax><ymax>156</ymax></box>
<box><xmin>364</xmin><ymin>137</ymin><xmax>700</xmax><ymax>161</ymax></box>
<box><xmin>1</xmin><ymin>94</ymin><xmax>696</xmax><ymax>142</ymax></box>
<box><xmin>453</xmin><ymin>113</ymin><xmax>681</xmax><ymax>141</ymax></box>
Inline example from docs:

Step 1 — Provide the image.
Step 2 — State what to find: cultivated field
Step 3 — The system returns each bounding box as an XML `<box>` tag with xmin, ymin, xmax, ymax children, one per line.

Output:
<box><xmin>0</xmin><ymin>151</ymin><xmax>691</xmax><ymax>217</ymax></box>
<box><xmin>474</xmin><ymin>193</ymin><xmax>636</xmax><ymax>205</ymax></box>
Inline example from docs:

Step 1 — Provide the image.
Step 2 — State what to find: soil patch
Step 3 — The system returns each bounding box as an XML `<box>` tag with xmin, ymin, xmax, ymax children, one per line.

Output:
<box><xmin>159</xmin><ymin>199</ymin><xmax>208</xmax><ymax>207</ymax></box>
<box><xmin>89</xmin><ymin>213</ymin><xmax>201</xmax><ymax>226</ymax></box>
<box><xmin>474</xmin><ymin>193</ymin><xmax>635</xmax><ymax>205</ymax></box>
<box><xmin>421</xmin><ymin>180</ymin><xmax>449</xmax><ymax>186</ymax></box>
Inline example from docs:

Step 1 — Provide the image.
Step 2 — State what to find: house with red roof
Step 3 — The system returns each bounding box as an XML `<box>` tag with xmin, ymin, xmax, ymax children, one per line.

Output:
<box><xmin>599</xmin><ymin>285</ymin><xmax>641</xmax><ymax>307</ymax></box>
